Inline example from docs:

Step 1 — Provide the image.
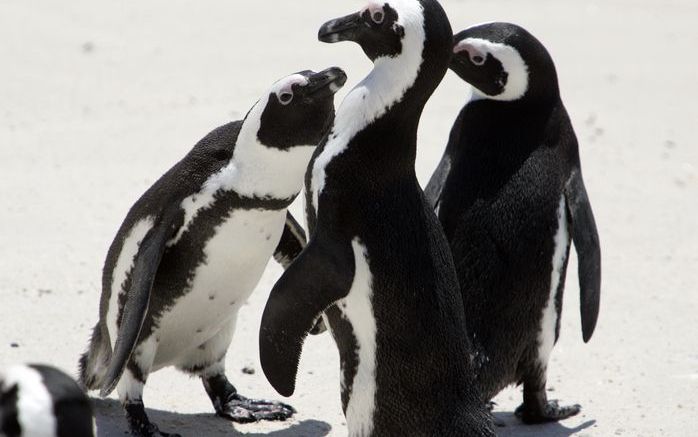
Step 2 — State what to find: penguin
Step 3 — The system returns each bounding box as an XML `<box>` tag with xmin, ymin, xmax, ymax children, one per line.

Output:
<box><xmin>258</xmin><ymin>1</ymin><xmax>495</xmax><ymax>436</ymax></box>
<box><xmin>78</xmin><ymin>68</ymin><xmax>347</xmax><ymax>437</ymax></box>
<box><xmin>0</xmin><ymin>364</ymin><xmax>95</xmax><ymax>437</ymax></box>
<box><xmin>424</xmin><ymin>22</ymin><xmax>602</xmax><ymax>424</ymax></box>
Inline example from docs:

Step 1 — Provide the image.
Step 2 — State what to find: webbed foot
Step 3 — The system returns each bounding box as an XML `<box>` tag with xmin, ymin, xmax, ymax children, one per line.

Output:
<box><xmin>515</xmin><ymin>399</ymin><xmax>581</xmax><ymax>424</ymax></box>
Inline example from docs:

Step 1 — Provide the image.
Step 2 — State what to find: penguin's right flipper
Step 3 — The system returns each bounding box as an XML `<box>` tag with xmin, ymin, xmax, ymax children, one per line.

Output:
<box><xmin>565</xmin><ymin>169</ymin><xmax>601</xmax><ymax>343</ymax></box>
<box><xmin>273</xmin><ymin>212</ymin><xmax>307</xmax><ymax>270</ymax></box>
<box><xmin>260</xmin><ymin>232</ymin><xmax>355</xmax><ymax>397</ymax></box>
<box><xmin>100</xmin><ymin>208</ymin><xmax>184</xmax><ymax>397</ymax></box>
<box><xmin>424</xmin><ymin>154</ymin><xmax>451</xmax><ymax>211</ymax></box>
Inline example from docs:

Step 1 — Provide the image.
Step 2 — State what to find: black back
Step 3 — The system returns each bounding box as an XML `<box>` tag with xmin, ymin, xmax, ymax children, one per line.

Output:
<box><xmin>427</xmin><ymin>22</ymin><xmax>601</xmax><ymax>399</ymax></box>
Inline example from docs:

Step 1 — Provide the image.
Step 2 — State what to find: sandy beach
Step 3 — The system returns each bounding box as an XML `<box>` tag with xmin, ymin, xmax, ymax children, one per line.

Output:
<box><xmin>1</xmin><ymin>0</ymin><xmax>696</xmax><ymax>435</ymax></box>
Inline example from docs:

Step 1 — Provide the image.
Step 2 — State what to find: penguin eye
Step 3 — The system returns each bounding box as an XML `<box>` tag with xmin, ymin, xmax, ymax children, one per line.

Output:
<box><xmin>279</xmin><ymin>92</ymin><xmax>294</xmax><ymax>105</ymax></box>
<box><xmin>471</xmin><ymin>54</ymin><xmax>486</xmax><ymax>66</ymax></box>
<box><xmin>371</xmin><ymin>11</ymin><xmax>384</xmax><ymax>24</ymax></box>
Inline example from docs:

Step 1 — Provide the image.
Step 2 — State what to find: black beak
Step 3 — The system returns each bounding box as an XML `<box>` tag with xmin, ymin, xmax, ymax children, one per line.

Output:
<box><xmin>303</xmin><ymin>67</ymin><xmax>348</xmax><ymax>99</ymax></box>
<box><xmin>318</xmin><ymin>12</ymin><xmax>364</xmax><ymax>43</ymax></box>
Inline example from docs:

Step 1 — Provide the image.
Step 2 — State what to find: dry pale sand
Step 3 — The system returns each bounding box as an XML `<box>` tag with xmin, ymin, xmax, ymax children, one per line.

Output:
<box><xmin>1</xmin><ymin>0</ymin><xmax>696</xmax><ymax>436</ymax></box>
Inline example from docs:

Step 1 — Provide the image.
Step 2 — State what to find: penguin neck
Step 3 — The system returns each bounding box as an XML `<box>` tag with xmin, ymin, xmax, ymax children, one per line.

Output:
<box><xmin>325</xmin><ymin>16</ymin><xmax>427</xmax><ymax>169</ymax></box>
<box><xmin>227</xmin><ymin>107</ymin><xmax>314</xmax><ymax>200</ymax></box>
<box><xmin>447</xmin><ymin>97</ymin><xmax>557</xmax><ymax>179</ymax></box>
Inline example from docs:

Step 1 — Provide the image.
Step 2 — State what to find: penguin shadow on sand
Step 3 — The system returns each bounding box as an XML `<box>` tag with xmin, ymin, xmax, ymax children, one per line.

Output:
<box><xmin>494</xmin><ymin>412</ymin><xmax>596</xmax><ymax>437</ymax></box>
<box><xmin>91</xmin><ymin>398</ymin><xmax>332</xmax><ymax>437</ymax></box>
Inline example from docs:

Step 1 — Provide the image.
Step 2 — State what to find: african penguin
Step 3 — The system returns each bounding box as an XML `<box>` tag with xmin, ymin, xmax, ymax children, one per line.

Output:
<box><xmin>259</xmin><ymin>1</ymin><xmax>495</xmax><ymax>435</ymax></box>
<box><xmin>78</xmin><ymin>68</ymin><xmax>347</xmax><ymax>437</ymax></box>
<box><xmin>425</xmin><ymin>22</ymin><xmax>602</xmax><ymax>424</ymax></box>
<box><xmin>0</xmin><ymin>364</ymin><xmax>95</xmax><ymax>437</ymax></box>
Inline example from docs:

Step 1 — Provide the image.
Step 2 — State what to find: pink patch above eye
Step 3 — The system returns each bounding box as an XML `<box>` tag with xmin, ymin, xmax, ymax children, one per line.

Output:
<box><xmin>454</xmin><ymin>41</ymin><xmax>486</xmax><ymax>64</ymax></box>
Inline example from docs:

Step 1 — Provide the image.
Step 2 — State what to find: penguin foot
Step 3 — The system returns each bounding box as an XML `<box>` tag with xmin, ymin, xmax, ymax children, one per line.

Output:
<box><xmin>515</xmin><ymin>400</ymin><xmax>581</xmax><ymax>424</ymax></box>
<box><xmin>216</xmin><ymin>393</ymin><xmax>296</xmax><ymax>423</ymax></box>
<box><xmin>125</xmin><ymin>402</ymin><xmax>182</xmax><ymax>437</ymax></box>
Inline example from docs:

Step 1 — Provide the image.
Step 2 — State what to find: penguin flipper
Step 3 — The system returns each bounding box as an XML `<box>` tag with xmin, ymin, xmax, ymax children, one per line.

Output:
<box><xmin>100</xmin><ymin>208</ymin><xmax>184</xmax><ymax>397</ymax></box>
<box><xmin>565</xmin><ymin>170</ymin><xmax>601</xmax><ymax>343</ymax></box>
<box><xmin>260</xmin><ymin>232</ymin><xmax>354</xmax><ymax>397</ymax></box>
<box><xmin>424</xmin><ymin>154</ymin><xmax>451</xmax><ymax>211</ymax></box>
<box><xmin>273</xmin><ymin>212</ymin><xmax>307</xmax><ymax>269</ymax></box>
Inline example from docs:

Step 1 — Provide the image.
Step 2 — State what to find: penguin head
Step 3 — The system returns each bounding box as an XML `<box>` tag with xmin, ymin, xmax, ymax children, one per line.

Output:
<box><xmin>256</xmin><ymin>68</ymin><xmax>347</xmax><ymax>149</ymax></box>
<box><xmin>450</xmin><ymin>22</ymin><xmax>559</xmax><ymax>103</ymax></box>
<box><xmin>318</xmin><ymin>0</ymin><xmax>445</xmax><ymax>62</ymax></box>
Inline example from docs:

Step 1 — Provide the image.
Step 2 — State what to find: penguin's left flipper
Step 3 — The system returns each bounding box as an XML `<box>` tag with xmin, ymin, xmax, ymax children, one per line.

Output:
<box><xmin>273</xmin><ymin>212</ymin><xmax>307</xmax><ymax>269</ymax></box>
<box><xmin>260</xmin><ymin>231</ymin><xmax>355</xmax><ymax>397</ymax></box>
<box><xmin>565</xmin><ymin>169</ymin><xmax>601</xmax><ymax>343</ymax></box>
<box><xmin>100</xmin><ymin>207</ymin><xmax>185</xmax><ymax>398</ymax></box>
<box><xmin>272</xmin><ymin>212</ymin><xmax>327</xmax><ymax>335</ymax></box>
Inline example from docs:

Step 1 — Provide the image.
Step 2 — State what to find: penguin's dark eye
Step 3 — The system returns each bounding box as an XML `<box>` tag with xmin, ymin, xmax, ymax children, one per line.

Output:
<box><xmin>372</xmin><ymin>11</ymin><xmax>384</xmax><ymax>24</ymax></box>
<box><xmin>279</xmin><ymin>92</ymin><xmax>294</xmax><ymax>105</ymax></box>
<box><xmin>471</xmin><ymin>54</ymin><xmax>486</xmax><ymax>66</ymax></box>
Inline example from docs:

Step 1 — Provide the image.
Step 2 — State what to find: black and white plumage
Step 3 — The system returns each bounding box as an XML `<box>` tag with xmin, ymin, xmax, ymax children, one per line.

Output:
<box><xmin>259</xmin><ymin>1</ymin><xmax>495</xmax><ymax>436</ymax></box>
<box><xmin>0</xmin><ymin>364</ymin><xmax>95</xmax><ymax>437</ymax></box>
<box><xmin>425</xmin><ymin>22</ymin><xmax>601</xmax><ymax>424</ymax></box>
<box><xmin>78</xmin><ymin>68</ymin><xmax>346</xmax><ymax>437</ymax></box>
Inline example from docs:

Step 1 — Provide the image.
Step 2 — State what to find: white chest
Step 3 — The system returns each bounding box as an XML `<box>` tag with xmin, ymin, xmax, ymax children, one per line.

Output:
<box><xmin>155</xmin><ymin>208</ymin><xmax>286</xmax><ymax>351</ymax></box>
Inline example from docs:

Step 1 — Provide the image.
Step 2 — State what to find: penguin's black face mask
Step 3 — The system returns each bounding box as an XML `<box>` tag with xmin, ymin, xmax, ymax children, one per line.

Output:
<box><xmin>258</xmin><ymin>67</ymin><xmax>347</xmax><ymax>150</ymax></box>
<box><xmin>450</xmin><ymin>36</ymin><xmax>508</xmax><ymax>97</ymax></box>
<box><xmin>318</xmin><ymin>3</ymin><xmax>405</xmax><ymax>61</ymax></box>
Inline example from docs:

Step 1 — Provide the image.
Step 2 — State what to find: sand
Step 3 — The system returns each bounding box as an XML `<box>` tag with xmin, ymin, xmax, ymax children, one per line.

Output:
<box><xmin>1</xmin><ymin>0</ymin><xmax>696</xmax><ymax>436</ymax></box>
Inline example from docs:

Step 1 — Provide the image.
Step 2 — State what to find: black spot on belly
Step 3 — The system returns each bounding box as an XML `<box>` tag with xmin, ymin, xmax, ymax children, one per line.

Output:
<box><xmin>196</xmin><ymin>328</ymin><xmax>203</xmax><ymax>334</ymax></box>
<box><xmin>209</xmin><ymin>295</ymin><xmax>216</xmax><ymax>301</ymax></box>
<box><xmin>229</xmin><ymin>301</ymin><xmax>236</xmax><ymax>306</ymax></box>
<box><xmin>198</xmin><ymin>344</ymin><xmax>206</xmax><ymax>351</ymax></box>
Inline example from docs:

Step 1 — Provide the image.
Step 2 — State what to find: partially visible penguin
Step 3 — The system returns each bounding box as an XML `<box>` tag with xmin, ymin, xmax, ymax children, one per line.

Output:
<box><xmin>0</xmin><ymin>364</ymin><xmax>95</xmax><ymax>437</ymax></box>
<box><xmin>259</xmin><ymin>1</ymin><xmax>494</xmax><ymax>436</ymax></box>
<box><xmin>78</xmin><ymin>68</ymin><xmax>347</xmax><ymax>437</ymax></box>
<box><xmin>425</xmin><ymin>22</ymin><xmax>601</xmax><ymax>423</ymax></box>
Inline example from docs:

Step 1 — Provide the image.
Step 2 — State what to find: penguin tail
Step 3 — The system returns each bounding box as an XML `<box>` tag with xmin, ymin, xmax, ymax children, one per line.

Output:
<box><xmin>78</xmin><ymin>322</ymin><xmax>112</xmax><ymax>392</ymax></box>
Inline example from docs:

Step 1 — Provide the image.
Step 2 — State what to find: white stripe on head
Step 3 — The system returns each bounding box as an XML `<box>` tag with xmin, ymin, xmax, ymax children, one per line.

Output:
<box><xmin>1</xmin><ymin>365</ymin><xmax>57</xmax><ymax>436</ymax></box>
<box><xmin>311</xmin><ymin>0</ymin><xmax>426</xmax><ymax>213</ymax></box>
<box><xmin>456</xmin><ymin>37</ymin><xmax>529</xmax><ymax>102</ymax></box>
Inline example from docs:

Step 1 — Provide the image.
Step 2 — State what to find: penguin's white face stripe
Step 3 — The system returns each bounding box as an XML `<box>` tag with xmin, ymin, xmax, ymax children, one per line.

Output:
<box><xmin>334</xmin><ymin>239</ymin><xmax>377</xmax><ymax>437</ymax></box>
<box><xmin>0</xmin><ymin>365</ymin><xmax>57</xmax><ymax>436</ymax></box>
<box><xmin>310</xmin><ymin>1</ymin><xmax>426</xmax><ymax>213</ymax></box>
<box><xmin>107</xmin><ymin>216</ymin><xmax>155</xmax><ymax>347</ymax></box>
<box><xmin>457</xmin><ymin>38</ymin><xmax>529</xmax><ymax>102</ymax></box>
<box><xmin>537</xmin><ymin>195</ymin><xmax>569</xmax><ymax>367</ymax></box>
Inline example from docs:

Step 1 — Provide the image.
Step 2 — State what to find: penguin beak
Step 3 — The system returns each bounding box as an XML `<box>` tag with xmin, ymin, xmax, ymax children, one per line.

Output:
<box><xmin>318</xmin><ymin>12</ymin><xmax>364</xmax><ymax>43</ymax></box>
<box><xmin>302</xmin><ymin>67</ymin><xmax>348</xmax><ymax>99</ymax></box>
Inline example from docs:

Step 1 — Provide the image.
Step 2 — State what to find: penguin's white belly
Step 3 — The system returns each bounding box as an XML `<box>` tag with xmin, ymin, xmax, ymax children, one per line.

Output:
<box><xmin>152</xmin><ymin>208</ymin><xmax>286</xmax><ymax>366</ymax></box>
